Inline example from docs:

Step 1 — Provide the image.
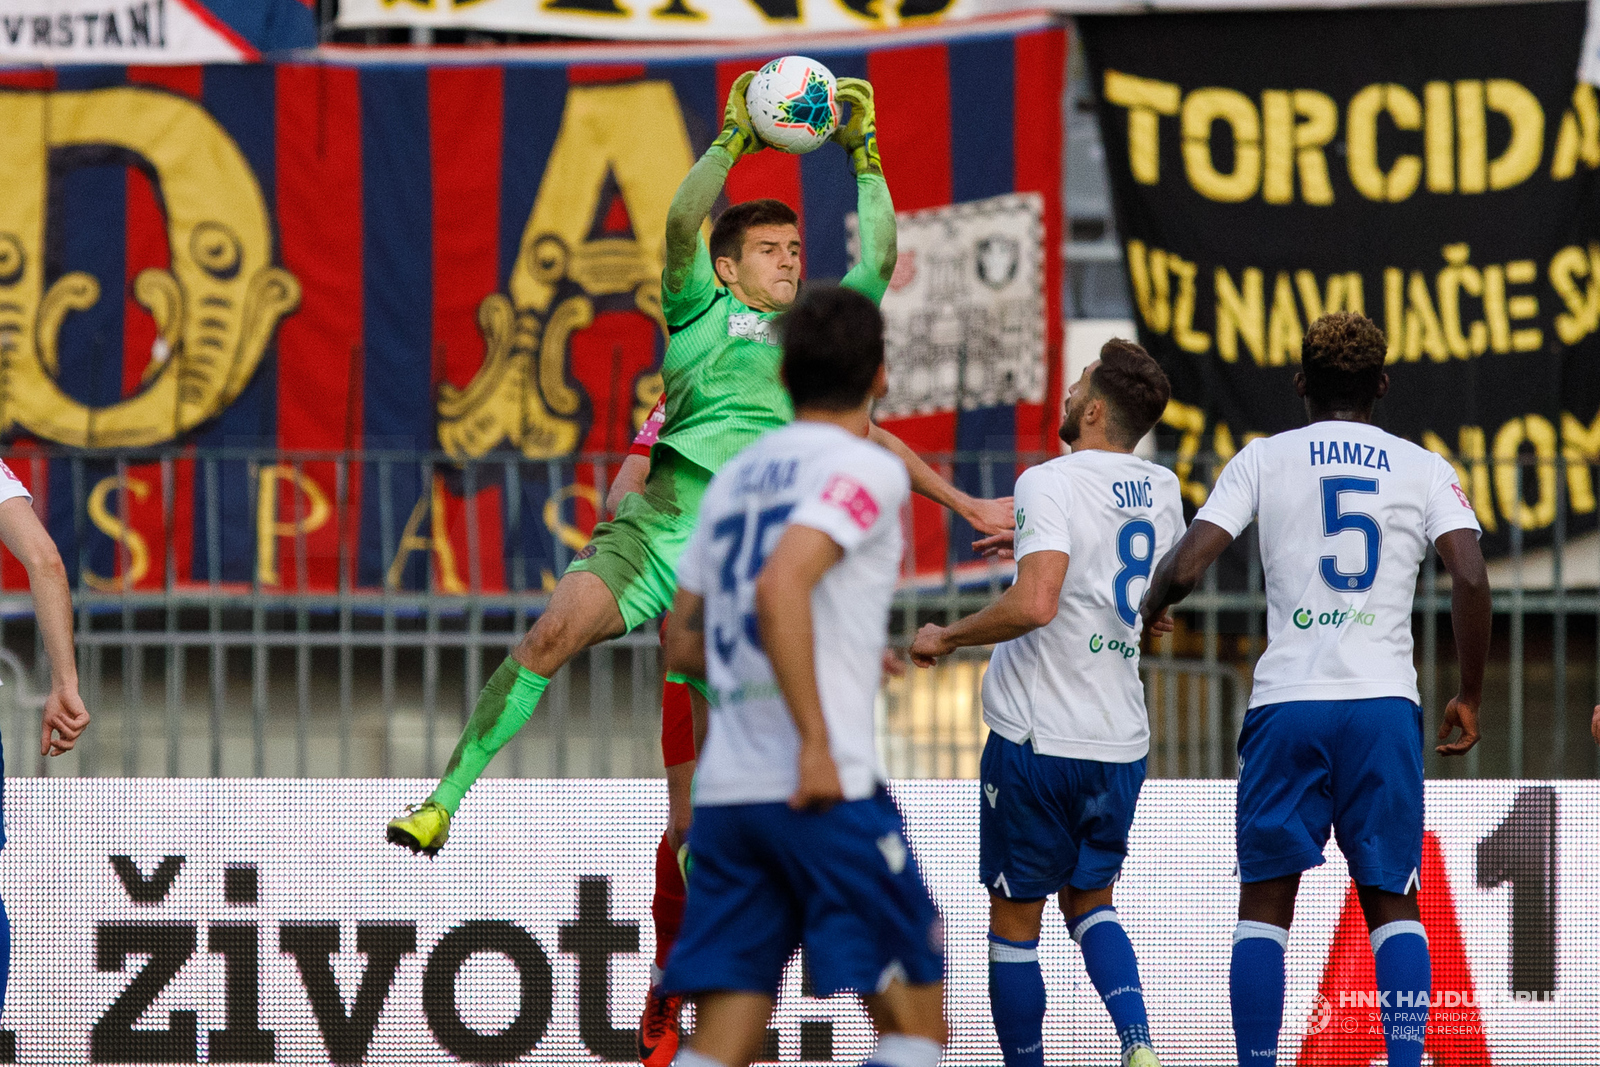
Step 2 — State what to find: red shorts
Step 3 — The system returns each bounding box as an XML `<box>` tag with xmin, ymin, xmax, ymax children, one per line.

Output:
<box><xmin>660</xmin><ymin>615</ymin><xmax>696</xmax><ymax>767</ymax></box>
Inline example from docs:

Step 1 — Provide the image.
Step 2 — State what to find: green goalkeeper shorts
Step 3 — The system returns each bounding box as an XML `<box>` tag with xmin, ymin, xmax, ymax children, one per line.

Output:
<box><xmin>565</xmin><ymin>447</ymin><xmax>712</xmax><ymax>632</ymax></box>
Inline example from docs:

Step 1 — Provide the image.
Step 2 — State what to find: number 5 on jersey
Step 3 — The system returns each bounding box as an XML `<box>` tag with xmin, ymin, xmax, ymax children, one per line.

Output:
<box><xmin>1320</xmin><ymin>476</ymin><xmax>1381</xmax><ymax>592</ymax></box>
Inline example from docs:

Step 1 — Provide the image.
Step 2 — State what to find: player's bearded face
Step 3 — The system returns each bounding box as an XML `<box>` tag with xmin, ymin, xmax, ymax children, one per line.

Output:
<box><xmin>731</xmin><ymin>224</ymin><xmax>803</xmax><ymax>311</ymax></box>
<box><xmin>1058</xmin><ymin>361</ymin><xmax>1098</xmax><ymax>446</ymax></box>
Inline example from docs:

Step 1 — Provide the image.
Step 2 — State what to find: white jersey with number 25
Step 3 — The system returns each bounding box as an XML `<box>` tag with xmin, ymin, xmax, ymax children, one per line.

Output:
<box><xmin>677</xmin><ymin>421</ymin><xmax>910</xmax><ymax>807</ymax></box>
<box><xmin>1195</xmin><ymin>421</ymin><xmax>1480</xmax><ymax>708</ymax></box>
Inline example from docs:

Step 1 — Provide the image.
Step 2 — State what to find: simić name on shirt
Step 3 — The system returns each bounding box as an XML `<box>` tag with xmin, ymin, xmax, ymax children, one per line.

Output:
<box><xmin>1111</xmin><ymin>477</ymin><xmax>1155</xmax><ymax>508</ymax></box>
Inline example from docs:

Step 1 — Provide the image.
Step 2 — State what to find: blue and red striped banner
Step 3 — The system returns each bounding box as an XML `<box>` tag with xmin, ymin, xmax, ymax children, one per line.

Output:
<box><xmin>0</xmin><ymin>16</ymin><xmax>1064</xmax><ymax>596</ymax></box>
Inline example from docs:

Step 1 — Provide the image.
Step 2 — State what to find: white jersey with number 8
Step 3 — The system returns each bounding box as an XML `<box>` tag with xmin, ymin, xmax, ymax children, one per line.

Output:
<box><xmin>1195</xmin><ymin>421</ymin><xmax>1480</xmax><ymax>708</ymax></box>
<box><xmin>982</xmin><ymin>450</ymin><xmax>1185</xmax><ymax>763</ymax></box>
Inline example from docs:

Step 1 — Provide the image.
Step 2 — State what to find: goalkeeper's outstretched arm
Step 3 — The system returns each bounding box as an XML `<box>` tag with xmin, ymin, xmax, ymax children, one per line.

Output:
<box><xmin>835</xmin><ymin>79</ymin><xmax>897</xmax><ymax>302</ymax></box>
<box><xmin>665</xmin><ymin>72</ymin><xmax>761</xmax><ymax>296</ymax></box>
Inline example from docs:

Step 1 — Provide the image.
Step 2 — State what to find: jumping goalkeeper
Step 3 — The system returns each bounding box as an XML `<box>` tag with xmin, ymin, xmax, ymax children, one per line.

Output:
<box><xmin>386</xmin><ymin>75</ymin><xmax>1011</xmax><ymax>855</ymax></box>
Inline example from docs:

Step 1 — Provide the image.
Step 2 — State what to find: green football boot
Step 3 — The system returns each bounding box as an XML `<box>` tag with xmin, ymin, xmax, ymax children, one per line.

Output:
<box><xmin>386</xmin><ymin>801</ymin><xmax>450</xmax><ymax>856</ymax></box>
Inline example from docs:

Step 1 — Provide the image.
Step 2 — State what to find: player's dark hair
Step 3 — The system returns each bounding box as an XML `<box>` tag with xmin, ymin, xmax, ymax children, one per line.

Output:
<box><xmin>1090</xmin><ymin>338</ymin><xmax>1171</xmax><ymax>448</ymax></box>
<box><xmin>779</xmin><ymin>284</ymin><xmax>884</xmax><ymax>412</ymax></box>
<box><xmin>1302</xmin><ymin>312</ymin><xmax>1387</xmax><ymax>412</ymax></box>
<box><xmin>710</xmin><ymin>199</ymin><xmax>799</xmax><ymax>265</ymax></box>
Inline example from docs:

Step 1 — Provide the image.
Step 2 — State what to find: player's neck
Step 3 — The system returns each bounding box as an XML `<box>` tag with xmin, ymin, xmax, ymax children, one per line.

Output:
<box><xmin>795</xmin><ymin>405</ymin><xmax>872</xmax><ymax>438</ymax></box>
<box><xmin>1065</xmin><ymin>426</ymin><xmax>1132</xmax><ymax>455</ymax></box>
<box><xmin>727</xmin><ymin>279</ymin><xmax>785</xmax><ymax>314</ymax></box>
<box><xmin>1305</xmin><ymin>404</ymin><xmax>1374</xmax><ymax>425</ymax></box>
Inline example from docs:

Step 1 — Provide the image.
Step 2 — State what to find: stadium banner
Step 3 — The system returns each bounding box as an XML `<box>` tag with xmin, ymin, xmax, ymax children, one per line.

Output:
<box><xmin>334</xmin><ymin>0</ymin><xmax>996</xmax><ymax>41</ymax></box>
<box><xmin>0</xmin><ymin>0</ymin><xmax>316</xmax><ymax>64</ymax></box>
<box><xmin>0</xmin><ymin>778</ymin><xmax>1589</xmax><ymax>1065</ymax></box>
<box><xmin>0</xmin><ymin>16</ymin><xmax>1065</xmax><ymax>595</ymax></box>
<box><xmin>332</xmin><ymin>0</ymin><xmax>1585</xmax><ymax>40</ymax></box>
<box><xmin>1080</xmin><ymin>1</ymin><xmax>1600</xmax><ymax>555</ymax></box>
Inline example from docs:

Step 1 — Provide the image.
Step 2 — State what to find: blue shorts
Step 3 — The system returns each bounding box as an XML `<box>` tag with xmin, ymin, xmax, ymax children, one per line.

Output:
<box><xmin>979</xmin><ymin>733</ymin><xmax>1146</xmax><ymax>900</ymax></box>
<box><xmin>663</xmin><ymin>790</ymin><xmax>943</xmax><ymax>998</ymax></box>
<box><xmin>1236</xmin><ymin>697</ymin><xmax>1423</xmax><ymax>894</ymax></box>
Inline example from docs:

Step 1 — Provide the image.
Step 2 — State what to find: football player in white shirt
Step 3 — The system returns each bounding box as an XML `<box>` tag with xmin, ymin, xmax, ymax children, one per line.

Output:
<box><xmin>660</xmin><ymin>285</ymin><xmax>945</xmax><ymax>1067</ymax></box>
<box><xmin>910</xmin><ymin>340</ymin><xmax>1181</xmax><ymax>1067</ymax></box>
<box><xmin>1139</xmin><ymin>313</ymin><xmax>1491</xmax><ymax>1067</ymax></box>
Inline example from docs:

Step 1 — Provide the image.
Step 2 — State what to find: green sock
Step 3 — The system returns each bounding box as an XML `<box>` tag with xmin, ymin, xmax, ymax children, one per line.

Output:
<box><xmin>430</xmin><ymin>656</ymin><xmax>549</xmax><ymax>814</ymax></box>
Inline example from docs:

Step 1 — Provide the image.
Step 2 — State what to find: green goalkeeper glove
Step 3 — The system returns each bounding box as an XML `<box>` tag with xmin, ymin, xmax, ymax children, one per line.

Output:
<box><xmin>712</xmin><ymin>71</ymin><xmax>764</xmax><ymax>161</ymax></box>
<box><xmin>832</xmin><ymin>78</ymin><xmax>882</xmax><ymax>177</ymax></box>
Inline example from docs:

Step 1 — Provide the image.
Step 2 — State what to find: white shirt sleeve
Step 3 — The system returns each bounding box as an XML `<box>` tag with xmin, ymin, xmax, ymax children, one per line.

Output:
<box><xmin>0</xmin><ymin>462</ymin><xmax>31</xmax><ymax>507</ymax></box>
<box><xmin>1193</xmin><ymin>441</ymin><xmax>1260</xmax><ymax>537</ymax></box>
<box><xmin>1424</xmin><ymin>455</ymin><xmax>1483</xmax><ymax>541</ymax></box>
<box><xmin>789</xmin><ymin>444</ymin><xmax>909</xmax><ymax>553</ymax></box>
<box><xmin>1011</xmin><ymin>464</ymin><xmax>1071</xmax><ymax>560</ymax></box>
<box><xmin>1158</xmin><ymin>470</ymin><xmax>1187</xmax><ymax>552</ymax></box>
<box><xmin>0</xmin><ymin>466</ymin><xmax>20</xmax><ymax>699</ymax></box>
<box><xmin>676</xmin><ymin>513</ymin><xmax>710</xmax><ymax>596</ymax></box>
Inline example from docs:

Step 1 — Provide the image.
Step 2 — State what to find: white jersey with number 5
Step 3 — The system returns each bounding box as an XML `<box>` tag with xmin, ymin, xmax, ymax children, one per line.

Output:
<box><xmin>676</xmin><ymin>421</ymin><xmax>909</xmax><ymax>807</ymax></box>
<box><xmin>1195</xmin><ymin>421</ymin><xmax>1481</xmax><ymax>708</ymax></box>
<box><xmin>982</xmin><ymin>450</ymin><xmax>1185</xmax><ymax>763</ymax></box>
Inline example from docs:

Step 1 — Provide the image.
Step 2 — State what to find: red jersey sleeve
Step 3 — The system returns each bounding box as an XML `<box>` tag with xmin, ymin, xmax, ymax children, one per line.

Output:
<box><xmin>630</xmin><ymin>393</ymin><xmax>667</xmax><ymax>457</ymax></box>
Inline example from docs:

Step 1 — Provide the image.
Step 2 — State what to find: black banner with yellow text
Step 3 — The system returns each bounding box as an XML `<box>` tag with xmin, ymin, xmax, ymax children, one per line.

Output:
<box><xmin>1081</xmin><ymin>1</ymin><xmax>1600</xmax><ymax>553</ymax></box>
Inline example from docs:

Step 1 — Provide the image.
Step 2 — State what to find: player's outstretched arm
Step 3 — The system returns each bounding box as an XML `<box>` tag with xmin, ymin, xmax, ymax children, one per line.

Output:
<box><xmin>1434</xmin><ymin>528</ymin><xmax>1489</xmax><ymax>756</ymax></box>
<box><xmin>1140</xmin><ymin>518</ymin><xmax>1234</xmax><ymax>626</ymax></box>
<box><xmin>910</xmin><ymin>550</ymin><xmax>1068</xmax><ymax>667</ymax></box>
<box><xmin>663</xmin><ymin>589</ymin><xmax>708</xmax><ymax>685</ymax></box>
<box><xmin>754</xmin><ymin>524</ymin><xmax>846</xmax><ymax>811</ymax></box>
<box><xmin>0</xmin><ymin>497</ymin><xmax>89</xmax><ymax>756</ymax></box>
<box><xmin>866</xmin><ymin>424</ymin><xmax>1013</xmax><ymax>535</ymax></box>
<box><xmin>664</xmin><ymin>72</ymin><xmax>761</xmax><ymax>295</ymax></box>
<box><xmin>834</xmin><ymin>80</ymin><xmax>897</xmax><ymax>302</ymax></box>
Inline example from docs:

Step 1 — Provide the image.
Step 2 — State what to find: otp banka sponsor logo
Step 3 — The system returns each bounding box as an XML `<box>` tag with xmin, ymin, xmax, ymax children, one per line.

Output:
<box><xmin>1293</xmin><ymin>607</ymin><xmax>1377</xmax><ymax>630</ymax></box>
<box><xmin>1088</xmin><ymin>634</ymin><xmax>1138</xmax><ymax>658</ymax></box>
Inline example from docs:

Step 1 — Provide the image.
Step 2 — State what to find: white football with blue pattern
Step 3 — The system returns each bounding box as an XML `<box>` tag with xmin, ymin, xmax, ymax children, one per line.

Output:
<box><xmin>745</xmin><ymin>56</ymin><xmax>839</xmax><ymax>154</ymax></box>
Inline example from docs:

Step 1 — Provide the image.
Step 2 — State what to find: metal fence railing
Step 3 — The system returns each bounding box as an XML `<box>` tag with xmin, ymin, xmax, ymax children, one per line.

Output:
<box><xmin>0</xmin><ymin>447</ymin><xmax>1595</xmax><ymax>780</ymax></box>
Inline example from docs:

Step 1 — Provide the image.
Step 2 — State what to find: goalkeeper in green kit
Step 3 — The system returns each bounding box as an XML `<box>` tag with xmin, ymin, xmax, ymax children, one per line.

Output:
<box><xmin>388</xmin><ymin>73</ymin><xmax>1013</xmax><ymax>854</ymax></box>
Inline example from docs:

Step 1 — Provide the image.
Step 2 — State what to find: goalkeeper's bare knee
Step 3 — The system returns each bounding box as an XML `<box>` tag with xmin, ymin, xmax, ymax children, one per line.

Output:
<box><xmin>515</xmin><ymin>571</ymin><xmax>625</xmax><ymax>674</ymax></box>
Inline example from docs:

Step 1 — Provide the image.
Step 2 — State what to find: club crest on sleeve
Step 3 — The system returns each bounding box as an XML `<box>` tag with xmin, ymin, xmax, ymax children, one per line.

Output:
<box><xmin>0</xmin><ymin>461</ymin><xmax>16</xmax><ymax>484</ymax></box>
<box><xmin>1451</xmin><ymin>483</ymin><xmax>1471</xmax><ymax>509</ymax></box>
<box><xmin>821</xmin><ymin>474</ymin><xmax>880</xmax><ymax>530</ymax></box>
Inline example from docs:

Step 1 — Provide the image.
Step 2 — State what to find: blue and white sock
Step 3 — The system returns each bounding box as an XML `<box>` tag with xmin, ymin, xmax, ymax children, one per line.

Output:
<box><xmin>987</xmin><ymin>932</ymin><xmax>1045</xmax><ymax>1067</ymax></box>
<box><xmin>1371</xmin><ymin>920</ymin><xmax>1430</xmax><ymax>1067</ymax></box>
<box><xmin>1230</xmin><ymin>921</ymin><xmax>1288</xmax><ymax>1066</ymax></box>
<box><xmin>864</xmin><ymin>1033</ymin><xmax>942</xmax><ymax>1067</ymax></box>
<box><xmin>1068</xmin><ymin>906</ymin><xmax>1152</xmax><ymax>1055</ymax></box>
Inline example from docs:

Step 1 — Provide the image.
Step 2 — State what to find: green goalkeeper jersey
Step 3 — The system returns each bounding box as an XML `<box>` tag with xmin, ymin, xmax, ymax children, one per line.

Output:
<box><xmin>656</xmin><ymin>171</ymin><xmax>896</xmax><ymax>475</ymax></box>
